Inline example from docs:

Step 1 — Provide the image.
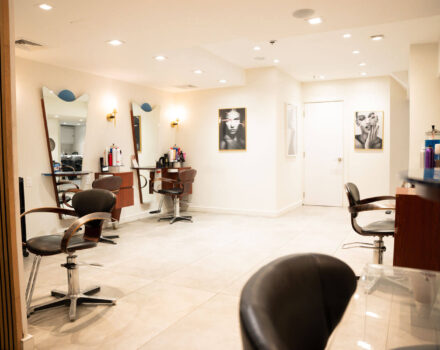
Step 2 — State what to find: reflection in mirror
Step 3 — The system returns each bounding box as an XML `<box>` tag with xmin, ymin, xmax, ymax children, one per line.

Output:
<box><xmin>131</xmin><ymin>102</ymin><xmax>160</xmax><ymax>204</ymax></box>
<box><xmin>42</xmin><ymin>87</ymin><xmax>89</xmax><ymax>209</ymax></box>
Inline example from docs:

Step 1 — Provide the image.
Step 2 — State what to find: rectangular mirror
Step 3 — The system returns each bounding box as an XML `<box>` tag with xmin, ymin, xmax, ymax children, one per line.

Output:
<box><xmin>42</xmin><ymin>87</ymin><xmax>90</xmax><ymax>210</ymax></box>
<box><xmin>130</xmin><ymin>102</ymin><xmax>160</xmax><ymax>204</ymax></box>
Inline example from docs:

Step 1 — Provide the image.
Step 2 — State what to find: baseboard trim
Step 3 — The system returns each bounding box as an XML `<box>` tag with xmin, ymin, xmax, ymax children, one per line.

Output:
<box><xmin>189</xmin><ymin>200</ymin><xmax>303</xmax><ymax>218</ymax></box>
<box><xmin>21</xmin><ymin>334</ymin><xmax>34</xmax><ymax>350</ymax></box>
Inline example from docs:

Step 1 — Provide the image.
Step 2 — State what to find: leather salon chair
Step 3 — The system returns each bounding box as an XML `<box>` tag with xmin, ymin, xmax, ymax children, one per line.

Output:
<box><xmin>152</xmin><ymin>168</ymin><xmax>197</xmax><ymax>224</ymax></box>
<box><xmin>344</xmin><ymin>182</ymin><xmax>395</xmax><ymax>264</ymax></box>
<box><xmin>62</xmin><ymin>175</ymin><xmax>122</xmax><ymax>244</ymax></box>
<box><xmin>239</xmin><ymin>253</ymin><xmax>356</xmax><ymax>350</ymax></box>
<box><xmin>22</xmin><ymin>189</ymin><xmax>116</xmax><ymax>321</ymax></box>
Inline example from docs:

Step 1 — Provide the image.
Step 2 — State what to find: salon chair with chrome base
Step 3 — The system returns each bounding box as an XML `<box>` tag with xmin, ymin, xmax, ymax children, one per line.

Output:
<box><xmin>344</xmin><ymin>182</ymin><xmax>395</xmax><ymax>264</ymax></box>
<box><xmin>240</xmin><ymin>253</ymin><xmax>357</xmax><ymax>350</ymax></box>
<box><xmin>152</xmin><ymin>168</ymin><xmax>197</xmax><ymax>224</ymax></box>
<box><xmin>23</xmin><ymin>189</ymin><xmax>116</xmax><ymax>321</ymax></box>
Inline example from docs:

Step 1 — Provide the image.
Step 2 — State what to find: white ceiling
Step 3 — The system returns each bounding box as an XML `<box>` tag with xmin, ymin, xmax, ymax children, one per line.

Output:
<box><xmin>14</xmin><ymin>0</ymin><xmax>440</xmax><ymax>91</ymax></box>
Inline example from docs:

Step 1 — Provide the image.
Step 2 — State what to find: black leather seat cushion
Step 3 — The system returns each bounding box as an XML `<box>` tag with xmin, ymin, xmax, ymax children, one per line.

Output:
<box><xmin>26</xmin><ymin>234</ymin><xmax>97</xmax><ymax>256</ymax></box>
<box><xmin>158</xmin><ymin>188</ymin><xmax>183</xmax><ymax>195</ymax></box>
<box><xmin>362</xmin><ymin>219</ymin><xmax>395</xmax><ymax>236</ymax></box>
<box><xmin>240</xmin><ymin>253</ymin><xmax>356</xmax><ymax>350</ymax></box>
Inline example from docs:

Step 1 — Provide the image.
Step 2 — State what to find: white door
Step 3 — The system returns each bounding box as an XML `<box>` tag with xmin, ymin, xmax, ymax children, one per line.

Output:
<box><xmin>304</xmin><ymin>102</ymin><xmax>344</xmax><ymax>206</ymax></box>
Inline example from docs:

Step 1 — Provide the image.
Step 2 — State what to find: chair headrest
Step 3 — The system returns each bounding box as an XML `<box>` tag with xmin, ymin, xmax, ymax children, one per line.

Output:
<box><xmin>345</xmin><ymin>183</ymin><xmax>360</xmax><ymax>207</ymax></box>
<box><xmin>72</xmin><ymin>189</ymin><xmax>116</xmax><ymax>217</ymax></box>
<box><xmin>178</xmin><ymin>169</ymin><xmax>197</xmax><ymax>183</ymax></box>
<box><xmin>92</xmin><ymin>176</ymin><xmax>122</xmax><ymax>191</ymax></box>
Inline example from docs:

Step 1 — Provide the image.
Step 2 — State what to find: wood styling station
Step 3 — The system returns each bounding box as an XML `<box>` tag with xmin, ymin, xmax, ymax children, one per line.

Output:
<box><xmin>94</xmin><ymin>171</ymin><xmax>134</xmax><ymax>221</ymax></box>
<box><xmin>394</xmin><ymin>169</ymin><xmax>440</xmax><ymax>272</ymax></box>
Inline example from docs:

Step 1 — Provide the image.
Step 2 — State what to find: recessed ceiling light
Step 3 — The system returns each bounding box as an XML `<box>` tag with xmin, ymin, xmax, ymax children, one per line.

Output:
<box><xmin>193</xmin><ymin>69</ymin><xmax>203</xmax><ymax>74</ymax></box>
<box><xmin>359</xmin><ymin>62</ymin><xmax>366</xmax><ymax>66</ymax></box>
<box><xmin>253</xmin><ymin>46</ymin><xmax>261</xmax><ymax>51</ymax></box>
<box><xmin>352</xmin><ymin>50</ymin><xmax>360</xmax><ymax>54</ymax></box>
<box><xmin>219</xmin><ymin>79</ymin><xmax>227</xmax><ymax>84</ymax></box>
<box><xmin>79</xmin><ymin>119</ymin><xmax>83</xmax><ymax>121</ymax></box>
<box><xmin>371</xmin><ymin>34</ymin><xmax>384</xmax><ymax>41</ymax></box>
<box><xmin>54</xmin><ymin>115</ymin><xmax>59</xmax><ymax>118</ymax></box>
<box><xmin>292</xmin><ymin>9</ymin><xmax>315</xmax><ymax>19</ymax></box>
<box><xmin>154</xmin><ymin>55</ymin><xmax>167</xmax><ymax>61</ymax></box>
<box><xmin>319</xmin><ymin>75</ymin><xmax>325</xmax><ymax>79</ymax></box>
<box><xmin>343</xmin><ymin>33</ymin><xmax>351</xmax><ymax>39</ymax></box>
<box><xmin>273</xmin><ymin>59</ymin><xmax>280</xmax><ymax>64</ymax></box>
<box><xmin>39</xmin><ymin>4</ymin><xmax>52</xmax><ymax>10</ymax></box>
<box><xmin>360</xmin><ymin>72</ymin><xmax>367</xmax><ymax>76</ymax></box>
<box><xmin>307</xmin><ymin>17</ymin><xmax>322</xmax><ymax>25</ymax></box>
<box><xmin>107</xmin><ymin>39</ymin><xmax>124</xmax><ymax>46</ymax></box>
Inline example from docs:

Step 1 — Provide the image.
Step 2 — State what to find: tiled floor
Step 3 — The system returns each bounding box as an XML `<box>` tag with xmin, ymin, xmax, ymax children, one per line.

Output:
<box><xmin>24</xmin><ymin>205</ymin><xmax>395</xmax><ymax>349</ymax></box>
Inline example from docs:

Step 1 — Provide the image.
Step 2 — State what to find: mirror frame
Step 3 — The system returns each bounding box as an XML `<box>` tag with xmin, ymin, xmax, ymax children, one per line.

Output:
<box><xmin>41</xmin><ymin>88</ymin><xmax>89</xmax><ymax>217</ymax></box>
<box><xmin>130</xmin><ymin>104</ymin><xmax>145</xmax><ymax>204</ymax></box>
<box><xmin>41</xmin><ymin>97</ymin><xmax>62</xmax><ymax>215</ymax></box>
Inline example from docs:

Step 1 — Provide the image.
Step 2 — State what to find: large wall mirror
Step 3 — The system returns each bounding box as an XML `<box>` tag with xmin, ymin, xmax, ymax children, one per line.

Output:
<box><xmin>42</xmin><ymin>87</ymin><xmax>89</xmax><ymax>210</ymax></box>
<box><xmin>130</xmin><ymin>102</ymin><xmax>160</xmax><ymax>204</ymax></box>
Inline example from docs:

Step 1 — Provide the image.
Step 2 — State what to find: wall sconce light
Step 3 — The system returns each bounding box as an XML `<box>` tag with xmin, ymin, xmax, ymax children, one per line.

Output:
<box><xmin>170</xmin><ymin>118</ymin><xmax>180</xmax><ymax>128</ymax></box>
<box><xmin>106</xmin><ymin>109</ymin><xmax>117</xmax><ymax>126</ymax></box>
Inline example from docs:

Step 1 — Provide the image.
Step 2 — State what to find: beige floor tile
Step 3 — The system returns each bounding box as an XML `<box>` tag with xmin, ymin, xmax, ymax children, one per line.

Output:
<box><xmin>139</xmin><ymin>294</ymin><xmax>241</xmax><ymax>350</ymax></box>
<box><xmin>28</xmin><ymin>281</ymin><xmax>214</xmax><ymax>350</ymax></box>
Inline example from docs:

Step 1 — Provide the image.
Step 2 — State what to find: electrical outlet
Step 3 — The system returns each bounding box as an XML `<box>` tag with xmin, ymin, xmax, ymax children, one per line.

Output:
<box><xmin>25</xmin><ymin>176</ymin><xmax>32</xmax><ymax>187</ymax></box>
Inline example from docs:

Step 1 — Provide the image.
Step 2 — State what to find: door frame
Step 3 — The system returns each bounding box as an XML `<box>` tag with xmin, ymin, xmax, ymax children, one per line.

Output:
<box><xmin>302</xmin><ymin>100</ymin><xmax>346</xmax><ymax>206</ymax></box>
<box><xmin>1</xmin><ymin>0</ymin><xmax>25</xmax><ymax>348</ymax></box>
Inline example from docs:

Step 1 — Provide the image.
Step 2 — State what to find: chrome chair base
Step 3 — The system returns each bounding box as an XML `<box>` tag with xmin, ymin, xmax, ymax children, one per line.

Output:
<box><xmin>157</xmin><ymin>197</ymin><xmax>193</xmax><ymax>224</ymax></box>
<box><xmin>30</xmin><ymin>286</ymin><xmax>115</xmax><ymax>322</ymax></box>
<box><xmin>26</xmin><ymin>253</ymin><xmax>116</xmax><ymax>321</ymax></box>
<box><xmin>158</xmin><ymin>215</ymin><xmax>193</xmax><ymax>224</ymax></box>
<box><xmin>342</xmin><ymin>238</ymin><xmax>386</xmax><ymax>264</ymax></box>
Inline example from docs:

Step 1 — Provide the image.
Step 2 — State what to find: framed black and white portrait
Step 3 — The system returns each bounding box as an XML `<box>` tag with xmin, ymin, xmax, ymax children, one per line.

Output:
<box><xmin>286</xmin><ymin>104</ymin><xmax>297</xmax><ymax>156</ymax></box>
<box><xmin>218</xmin><ymin>108</ymin><xmax>246</xmax><ymax>151</ymax></box>
<box><xmin>354</xmin><ymin>111</ymin><xmax>384</xmax><ymax>150</ymax></box>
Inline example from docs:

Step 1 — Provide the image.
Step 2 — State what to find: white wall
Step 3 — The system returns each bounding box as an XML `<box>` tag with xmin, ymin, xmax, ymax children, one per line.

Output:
<box><xmin>174</xmin><ymin>67</ymin><xmax>300</xmax><ymax>216</ymax></box>
<box><xmin>408</xmin><ymin>43</ymin><xmax>440</xmax><ymax>169</ymax></box>
<box><xmin>390</xmin><ymin>78</ymin><xmax>409</xmax><ymax>192</ymax></box>
<box><xmin>15</xmin><ymin>57</ymin><xmax>175</xmax><ymax>237</ymax></box>
<box><xmin>302</xmin><ymin>77</ymin><xmax>393</xmax><ymax>198</ymax></box>
<box><xmin>275</xmin><ymin>70</ymin><xmax>303</xmax><ymax>212</ymax></box>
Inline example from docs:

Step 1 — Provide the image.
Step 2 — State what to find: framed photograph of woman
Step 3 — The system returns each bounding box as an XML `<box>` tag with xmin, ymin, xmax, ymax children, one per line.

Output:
<box><xmin>286</xmin><ymin>104</ymin><xmax>297</xmax><ymax>156</ymax></box>
<box><xmin>218</xmin><ymin>108</ymin><xmax>246</xmax><ymax>151</ymax></box>
<box><xmin>354</xmin><ymin>111</ymin><xmax>384</xmax><ymax>150</ymax></box>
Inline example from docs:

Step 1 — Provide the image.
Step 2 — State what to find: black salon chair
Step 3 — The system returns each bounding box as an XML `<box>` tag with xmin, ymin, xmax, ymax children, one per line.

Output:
<box><xmin>152</xmin><ymin>168</ymin><xmax>197</xmax><ymax>224</ymax></box>
<box><xmin>344</xmin><ymin>183</ymin><xmax>395</xmax><ymax>264</ymax></box>
<box><xmin>240</xmin><ymin>253</ymin><xmax>357</xmax><ymax>350</ymax></box>
<box><xmin>22</xmin><ymin>189</ymin><xmax>116</xmax><ymax>321</ymax></box>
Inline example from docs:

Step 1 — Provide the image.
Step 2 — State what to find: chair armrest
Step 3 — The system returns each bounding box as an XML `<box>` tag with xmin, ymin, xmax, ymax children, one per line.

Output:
<box><xmin>358</xmin><ymin>196</ymin><xmax>396</xmax><ymax>205</ymax></box>
<box><xmin>56</xmin><ymin>180</ymin><xmax>80</xmax><ymax>189</ymax></box>
<box><xmin>61</xmin><ymin>212</ymin><xmax>112</xmax><ymax>253</ymax></box>
<box><xmin>20</xmin><ymin>207</ymin><xmax>77</xmax><ymax>218</ymax></box>
<box><xmin>349</xmin><ymin>202</ymin><xmax>396</xmax><ymax>213</ymax></box>
<box><xmin>151</xmin><ymin>177</ymin><xmax>178</xmax><ymax>183</ymax></box>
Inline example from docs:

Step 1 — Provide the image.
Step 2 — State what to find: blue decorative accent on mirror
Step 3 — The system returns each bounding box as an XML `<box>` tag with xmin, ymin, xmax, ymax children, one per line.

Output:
<box><xmin>58</xmin><ymin>89</ymin><xmax>76</xmax><ymax>102</ymax></box>
<box><xmin>141</xmin><ymin>103</ymin><xmax>152</xmax><ymax>112</ymax></box>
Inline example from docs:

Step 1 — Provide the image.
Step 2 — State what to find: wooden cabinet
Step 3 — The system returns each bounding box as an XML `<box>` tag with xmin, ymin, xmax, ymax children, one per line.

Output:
<box><xmin>94</xmin><ymin>171</ymin><xmax>134</xmax><ymax>221</ymax></box>
<box><xmin>394</xmin><ymin>188</ymin><xmax>440</xmax><ymax>271</ymax></box>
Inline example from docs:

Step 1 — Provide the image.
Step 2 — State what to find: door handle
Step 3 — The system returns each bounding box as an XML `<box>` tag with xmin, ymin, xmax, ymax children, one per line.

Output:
<box><xmin>337</xmin><ymin>157</ymin><xmax>343</xmax><ymax>162</ymax></box>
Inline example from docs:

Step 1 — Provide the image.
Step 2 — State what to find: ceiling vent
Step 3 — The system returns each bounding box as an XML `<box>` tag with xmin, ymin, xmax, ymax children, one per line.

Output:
<box><xmin>15</xmin><ymin>39</ymin><xmax>43</xmax><ymax>51</ymax></box>
<box><xmin>175</xmin><ymin>84</ymin><xmax>198</xmax><ymax>89</ymax></box>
